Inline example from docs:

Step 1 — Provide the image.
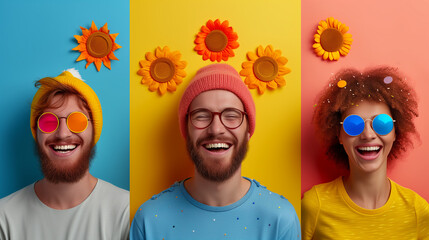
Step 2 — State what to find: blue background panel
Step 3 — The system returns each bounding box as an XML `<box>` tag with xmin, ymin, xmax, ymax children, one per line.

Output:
<box><xmin>0</xmin><ymin>0</ymin><xmax>129</xmax><ymax>197</ymax></box>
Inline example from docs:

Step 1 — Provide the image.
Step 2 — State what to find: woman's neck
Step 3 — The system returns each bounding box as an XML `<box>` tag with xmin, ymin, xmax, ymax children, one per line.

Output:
<box><xmin>343</xmin><ymin>170</ymin><xmax>391</xmax><ymax>209</ymax></box>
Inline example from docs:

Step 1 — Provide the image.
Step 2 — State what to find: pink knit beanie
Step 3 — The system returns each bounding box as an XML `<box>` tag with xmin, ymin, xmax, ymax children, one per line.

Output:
<box><xmin>179</xmin><ymin>64</ymin><xmax>255</xmax><ymax>138</ymax></box>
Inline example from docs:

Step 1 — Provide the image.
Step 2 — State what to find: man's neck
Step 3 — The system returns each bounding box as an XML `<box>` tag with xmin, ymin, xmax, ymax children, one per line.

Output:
<box><xmin>34</xmin><ymin>171</ymin><xmax>98</xmax><ymax>210</ymax></box>
<box><xmin>184</xmin><ymin>168</ymin><xmax>251</xmax><ymax>207</ymax></box>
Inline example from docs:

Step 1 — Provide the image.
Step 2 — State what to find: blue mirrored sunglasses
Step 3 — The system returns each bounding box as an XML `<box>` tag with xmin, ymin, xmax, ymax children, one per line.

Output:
<box><xmin>340</xmin><ymin>114</ymin><xmax>395</xmax><ymax>136</ymax></box>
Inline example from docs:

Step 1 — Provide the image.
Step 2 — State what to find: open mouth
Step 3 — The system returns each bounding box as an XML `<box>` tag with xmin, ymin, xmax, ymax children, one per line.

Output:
<box><xmin>204</xmin><ymin>143</ymin><xmax>231</xmax><ymax>152</ymax></box>
<box><xmin>356</xmin><ymin>146</ymin><xmax>381</xmax><ymax>158</ymax></box>
<box><xmin>50</xmin><ymin>144</ymin><xmax>78</xmax><ymax>154</ymax></box>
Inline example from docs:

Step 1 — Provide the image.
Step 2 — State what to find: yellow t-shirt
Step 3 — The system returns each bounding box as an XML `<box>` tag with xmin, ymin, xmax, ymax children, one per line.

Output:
<box><xmin>302</xmin><ymin>177</ymin><xmax>429</xmax><ymax>240</ymax></box>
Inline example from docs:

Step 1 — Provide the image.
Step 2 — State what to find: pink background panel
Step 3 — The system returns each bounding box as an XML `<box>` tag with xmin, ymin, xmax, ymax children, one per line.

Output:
<box><xmin>301</xmin><ymin>0</ymin><xmax>429</xmax><ymax>201</ymax></box>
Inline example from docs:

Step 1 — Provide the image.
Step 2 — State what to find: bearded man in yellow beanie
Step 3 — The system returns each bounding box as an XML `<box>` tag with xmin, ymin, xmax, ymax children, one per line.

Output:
<box><xmin>0</xmin><ymin>69</ymin><xmax>129</xmax><ymax>240</ymax></box>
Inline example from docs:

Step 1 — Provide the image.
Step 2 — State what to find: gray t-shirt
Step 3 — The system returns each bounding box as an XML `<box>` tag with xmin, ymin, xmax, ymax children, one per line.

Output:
<box><xmin>0</xmin><ymin>179</ymin><xmax>129</xmax><ymax>240</ymax></box>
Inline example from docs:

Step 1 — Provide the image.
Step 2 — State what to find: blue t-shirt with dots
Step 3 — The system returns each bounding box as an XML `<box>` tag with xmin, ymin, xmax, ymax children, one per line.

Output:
<box><xmin>130</xmin><ymin>177</ymin><xmax>301</xmax><ymax>240</ymax></box>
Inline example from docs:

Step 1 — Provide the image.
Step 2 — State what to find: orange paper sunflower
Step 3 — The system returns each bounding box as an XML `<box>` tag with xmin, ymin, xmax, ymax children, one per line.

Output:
<box><xmin>194</xmin><ymin>19</ymin><xmax>239</xmax><ymax>62</ymax></box>
<box><xmin>313</xmin><ymin>17</ymin><xmax>352</xmax><ymax>61</ymax></box>
<box><xmin>72</xmin><ymin>21</ymin><xmax>121</xmax><ymax>71</ymax></box>
<box><xmin>138</xmin><ymin>46</ymin><xmax>187</xmax><ymax>95</ymax></box>
<box><xmin>240</xmin><ymin>45</ymin><xmax>291</xmax><ymax>94</ymax></box>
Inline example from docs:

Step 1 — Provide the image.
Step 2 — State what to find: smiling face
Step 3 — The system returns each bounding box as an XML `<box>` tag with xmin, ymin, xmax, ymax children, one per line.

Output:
<box><xmin>339</xmin><ymin>101</ymin><xmax>396</xmax><ymax>175</ymax></box>
<box><xmin>186</xmin><ymin>90</ymin><xmax>250</xmax><ymax>182</ymax></box>
<box><xmin>36</xmin><ymin>94</ymin><xmax>94</xmax><ymax>183</ymax></box>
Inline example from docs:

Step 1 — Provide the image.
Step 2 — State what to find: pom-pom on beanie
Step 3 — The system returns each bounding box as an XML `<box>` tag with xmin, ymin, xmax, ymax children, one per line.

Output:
<box><xmin>179</xmin><ymin>64</ymin><xmax>255</xmax><ymax>138</ymax></box>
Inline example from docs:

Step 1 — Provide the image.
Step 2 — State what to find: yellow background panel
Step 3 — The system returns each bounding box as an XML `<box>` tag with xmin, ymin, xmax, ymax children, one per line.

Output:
<box><xmin>130</xmin><ymin>0</ymin><xmax>301</xmax><ymax>220</ymax></box>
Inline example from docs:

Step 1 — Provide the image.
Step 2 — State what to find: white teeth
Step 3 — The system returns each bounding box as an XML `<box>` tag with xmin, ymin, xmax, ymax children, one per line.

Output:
<box><xmin>205</xmin><ymin>143</ymin><xmax>230</xmax><ymax>149</ymax></box>
<box><xmin>53</xmin><ymin>145</ymin><xmax>77</xmax><ymax>151</ymax></box>
<box><xmin>358</xmin><ymin>146</ymin><xmax>380</xmax><ymax>151</ymax></box>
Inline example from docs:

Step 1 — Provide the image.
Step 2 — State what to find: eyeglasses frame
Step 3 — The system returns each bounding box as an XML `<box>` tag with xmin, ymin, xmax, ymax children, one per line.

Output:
<box><xmin>188</xmin><ymin>108</ymin><xmax>247</xmax><ymax>130</ymax></box>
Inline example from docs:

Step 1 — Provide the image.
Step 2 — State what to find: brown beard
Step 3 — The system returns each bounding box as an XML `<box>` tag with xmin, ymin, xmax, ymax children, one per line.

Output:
<box><xmin>186</xmin><ymin>133</ymin><xmax>248</xmax><ymax>182</ymax></box>
<box><xmin>36</xmin><ymin>142</ymin><xmax>95</xmax><ymax>184</ymax></box>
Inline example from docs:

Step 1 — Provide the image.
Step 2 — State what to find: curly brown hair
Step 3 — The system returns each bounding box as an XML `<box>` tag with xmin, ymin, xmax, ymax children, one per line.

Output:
<box><xmin>313</xmin><ymin>66</ymin><xmax>419</xmax><ymax>169</ymax></box>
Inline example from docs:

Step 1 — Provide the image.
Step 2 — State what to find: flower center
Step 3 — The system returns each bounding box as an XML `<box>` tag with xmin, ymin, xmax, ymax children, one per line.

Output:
<box><xmin>150</xmin><ymin>58</ymin><xmax>175</xmax><ymax>83</ymax></box>
<box><xmin>253</xmin><ymin>56</ymin><xmax>278</xmax><ymax>82</ymax></box>
<box><xmin>86</xmin><ymin>32</ymin><xmax>113</xmax><ymax>58</ymax></box>
<box><xmin>205</xmin><ymin>30</ymin><xmax>228</xmax><ymax>52</ymax></box>
<box><xmin>320</xmin><ymin>28</ymin><xmax>344</xmax><ymax>52</ymax></box>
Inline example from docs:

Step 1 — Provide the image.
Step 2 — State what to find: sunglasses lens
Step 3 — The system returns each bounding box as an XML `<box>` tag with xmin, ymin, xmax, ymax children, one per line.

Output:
<box><xmin>38</xmin><ymin>113</ymin><xmax>58</xmax><ymax>133</ymax></box>
<box><xmin>343</xmin><ymin>115</ymin><xmax>365</xmax><ymax>136</ymax></box>
<box><xmin>67</xmin><ymin>112</ymin><xmax>88</xmax><ymax>133</ymax></box>
<box><xmin>373</xmin><ymin>114</ymin><xmax>394</xmax><ymax>135</ymax></box>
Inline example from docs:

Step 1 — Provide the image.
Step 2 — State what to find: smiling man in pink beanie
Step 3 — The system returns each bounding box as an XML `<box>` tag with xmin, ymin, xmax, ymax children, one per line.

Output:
<box><xmin>131</xmin><ymin>64</ymin><xmax>300</xmax><ymax>240</ymax></box>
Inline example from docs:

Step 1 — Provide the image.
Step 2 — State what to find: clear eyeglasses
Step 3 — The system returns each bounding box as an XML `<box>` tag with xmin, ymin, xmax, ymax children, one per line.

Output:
<box><xmin>188</xmin><ymin>108</ymin><xmax>247</xmax><ymax>129</ymax></box>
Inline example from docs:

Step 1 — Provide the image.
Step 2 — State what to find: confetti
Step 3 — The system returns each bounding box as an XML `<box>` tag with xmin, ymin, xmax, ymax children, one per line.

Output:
<box><xmin>384</xmin><ymin>76</ymin><xmax>393</xmax><ymax>84</ymax></box>
<box><xmin>337</xmin><ymin>80</ymin><xmax>347</xmax><ymax>88</ymax></box>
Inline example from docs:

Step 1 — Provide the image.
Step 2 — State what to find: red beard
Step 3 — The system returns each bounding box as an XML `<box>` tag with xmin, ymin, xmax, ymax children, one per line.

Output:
<box><xmin>36</xmin><ymin>142</ymin><xmax>95</xmax><ymax>184</ymax></box>
<box><xmin>186</xmin><ymin>134</ymin><xmax>248</xmax><ymax>182</ymax></box>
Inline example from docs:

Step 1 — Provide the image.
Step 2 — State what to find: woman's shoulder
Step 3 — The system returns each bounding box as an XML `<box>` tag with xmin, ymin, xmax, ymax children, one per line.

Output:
<box><xmin>391</xmin><ymin>180</ymin><xmax>429</xmax><ymax>207</ymax></box>
<box><xmin>302</xmin><ymin>177</ymin><xmax>344</xmax><ymax>210</ymax></box>
<box><xmin>304</xmin><ymin>177</ymin><xmax>342</xmax><ymax>196</ymax></box>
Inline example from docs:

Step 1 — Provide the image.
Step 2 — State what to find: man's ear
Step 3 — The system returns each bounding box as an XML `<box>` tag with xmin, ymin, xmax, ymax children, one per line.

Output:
<box><xmin>246</xmin><ymin>121</ymin><xmax>251</xmax><ymax>140</ymax></box>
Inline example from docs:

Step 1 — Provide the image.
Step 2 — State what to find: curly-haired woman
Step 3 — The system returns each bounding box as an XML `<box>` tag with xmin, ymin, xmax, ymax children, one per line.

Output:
<box><xmin>302</xmin><ymin>67</ymin><xmax>429</xmax><ymax>240</ymax></box>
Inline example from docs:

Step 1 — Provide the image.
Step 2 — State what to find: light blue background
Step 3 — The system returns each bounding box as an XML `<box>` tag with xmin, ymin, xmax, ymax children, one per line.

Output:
<box><xmin>0</xmin><ymin>0</ymin><xmax>130</xmax><ymax>198</ymax></box>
